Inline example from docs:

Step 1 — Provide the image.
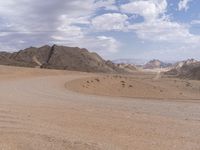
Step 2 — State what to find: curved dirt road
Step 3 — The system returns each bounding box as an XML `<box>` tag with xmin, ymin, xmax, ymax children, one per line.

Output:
<box><xmin>0</xmin><ymin>66</ymin><xmax>200</xmax><ymax>150</ymax></box>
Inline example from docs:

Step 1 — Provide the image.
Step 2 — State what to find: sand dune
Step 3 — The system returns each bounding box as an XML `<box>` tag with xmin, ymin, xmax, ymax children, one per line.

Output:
<box><xmin>0</xmin><ymin>65</ymin><xmax>200</xmax><ymax>149</ymax></box>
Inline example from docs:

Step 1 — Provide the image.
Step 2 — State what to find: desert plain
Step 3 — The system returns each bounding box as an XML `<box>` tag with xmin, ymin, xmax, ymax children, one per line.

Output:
<box><xmin>0</xmin><ymin>65</ymin><xmax>200</xmax><ymax>150</ymax></box>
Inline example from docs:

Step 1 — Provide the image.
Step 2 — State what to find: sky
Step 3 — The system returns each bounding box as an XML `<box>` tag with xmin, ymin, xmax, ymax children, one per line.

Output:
<box><xmin>0</xmin><ymin>0</ymin><xmax>200</xmax><ymax>62</ymax></box>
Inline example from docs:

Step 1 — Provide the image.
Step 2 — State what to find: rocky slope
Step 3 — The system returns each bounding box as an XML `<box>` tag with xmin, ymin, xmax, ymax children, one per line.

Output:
<box><xmin>115</xmin><ymin>63</ymin><xmax>137</xmax><ymax>72</ymax></box>
<box><xmin>165</xmin><ymin>59</ymin><xmax>200</xmax><ymax>80</ymax></box>
<box><xmin>0</xmin><ymin>45</ymin><xmax>128</xmax><ymax>73</ymax></box>
<box><xmin>143</xmin><ymin>59</ymin><xmax>172</xmax><ymax>69</ymax></box>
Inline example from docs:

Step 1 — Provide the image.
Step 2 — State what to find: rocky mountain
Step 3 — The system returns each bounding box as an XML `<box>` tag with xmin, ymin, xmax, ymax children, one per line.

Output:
<box><xmin>115</xmin><ymin>63</ymin><xmax>137</xmax><ymax>72</ymax></box>
<box><xmin>171</xmin><ymin>59</ymin><xmax>198</xmax><ymax>70</ymax></box>
<box><xmin>143</xmin><ymin>59</ymin><xmax>172</xmax><ymax>69</ymax></box>
<box><xmin>165</xmin><ymin>59</ymin><xmax>200</xmax><ymax>80</ymax></box>
<box><xmin>0</xmin><ymin>45</ymin><xmax>130</xmax><ymax>73</ymax></box>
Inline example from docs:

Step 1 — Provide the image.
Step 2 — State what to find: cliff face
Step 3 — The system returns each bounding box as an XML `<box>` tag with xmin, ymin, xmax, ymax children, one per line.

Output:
<box><xmin>0</xmin><ymin>45</ymin><xmax>128</xmax><ymax>73</ymax></box>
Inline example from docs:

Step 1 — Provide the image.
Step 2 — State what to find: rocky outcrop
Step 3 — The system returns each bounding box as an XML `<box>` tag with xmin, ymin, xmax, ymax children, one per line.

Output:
<box><xmin>11</xmin><ymin>45</ymin><xmax>51</xmax><ymax>66</ymax></box>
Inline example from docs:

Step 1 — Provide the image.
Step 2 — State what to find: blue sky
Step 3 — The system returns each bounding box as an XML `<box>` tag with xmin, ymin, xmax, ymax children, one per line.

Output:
<box><xmin>0</xmin><ymin>0</ymin><xmax>200</xmax><ymax>62</ymax></box>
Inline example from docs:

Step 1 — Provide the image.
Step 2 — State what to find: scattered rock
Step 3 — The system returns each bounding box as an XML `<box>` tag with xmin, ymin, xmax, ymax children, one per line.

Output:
<box><xmin>186</xmin><ymin>82</ymin><xmax>191</xmax><ymax>87</ymax></box>
<box><xmin>95</xmin><ymin>78</ymin><xmax>100</xmax><ymax>82</ymax></box>
<box><xmin>121</xmin><ymin>81</ymin><xmax>125</xmax><ymax>83</ymax></box>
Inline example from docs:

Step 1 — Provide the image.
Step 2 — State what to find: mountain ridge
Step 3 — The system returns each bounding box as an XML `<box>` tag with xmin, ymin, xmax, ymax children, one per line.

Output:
<box><xmin>0</xmin><ymin>45</ymin><xmax>133</xmax><ymax>73</ymax></box>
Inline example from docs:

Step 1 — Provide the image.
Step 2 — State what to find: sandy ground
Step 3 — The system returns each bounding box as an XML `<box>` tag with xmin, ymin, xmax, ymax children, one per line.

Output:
<box><xmin>0</xmin><ymin>65</ymin><xmax>200</xmax><ymax>150</ymax></box>
<box><xmin>67</xmin><ymin>72</ymin><xmax>200</xmax><ymax>100</ymax></box>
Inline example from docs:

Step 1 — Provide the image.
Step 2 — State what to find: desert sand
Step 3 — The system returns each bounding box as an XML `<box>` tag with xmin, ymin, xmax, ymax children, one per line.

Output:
<box><xmin>66</xmin><ymin>71</ymin><xmax>200</xmax><ymax>100</ymax></box>
<box><xmin>0</xmin><ymin>65</ymin><xmax>200</xmax><ymax>150</ymax></box>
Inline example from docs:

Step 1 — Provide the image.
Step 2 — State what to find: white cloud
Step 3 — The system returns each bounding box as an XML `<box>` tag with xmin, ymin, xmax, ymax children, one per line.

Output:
<box><xmin>0</xmin><ymin>0</ymin><xmax>200</xmax><ymax>61</ymax></box>
<box><xmin>52</xmin><ymin>35</ymin><xmax>120</xmax><ymax>55</ymax></box>
<box><xmin>0</xmin><ymin>0</ymin><xmax>124</xmax><ymax>55</ymax></box>
<box><xmin>97</xmin><ymin>36</ymin><xmax>119</xmax><ymax>53</ymax></box>
<box><xmin>94</xmin><ymin>0</ymin><xmax>118</xmax><ymax>11</ymax></box>
<box><xmin>191</xmin><ymin>20</ymin><xmax>200</xmax><ymax>25</ymax></box>
<box><xmin>178</xmin><ymin>0</ymin><xmax>192</xmax><ymax>11</ymax></box>
<box><xmin>0</xmin><ymin>32</ymin><xmax>10</xmax><ymax>37</ymax></box>
<box><xmin>51</xmin><ymin>15</ymin><xmax>85</xmax><ymax>41</ymax></box>
<box><xmin>0</xmin><ymin>0</ymin><xmax>95</xmax><ymax>49</ymax></box>
<box><xmin>120</xmin><ymin>0</ymin><xmax>167</xmax><ymax>21</ymax></box>
<box><xmin>0</xmin><ymin>0</ymin><xmax>95</xmax><ymax>33</ymax></box>
<box><xmin>92</xmin><ymin>13</ymin><xmax>128</xmax><ymax>31</ymax></box>
<box><xmin>128</xmin><ymin>20</ymin><xmax>200</xmax><ymax>44</ymax></box>
<box><xmin>120</xmin><ymin>0</ymin><xmax>200</xmax><ymax>49</ymax></box>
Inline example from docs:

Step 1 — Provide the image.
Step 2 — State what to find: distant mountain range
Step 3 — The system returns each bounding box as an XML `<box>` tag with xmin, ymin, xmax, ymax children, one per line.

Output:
<box><xmin>114</xmin><ymin>58</ymin><xmax>200</xmax><ymax>80</ymax></box>
<box><xmin>113</xmin><ymin>59</ymin><xmax>172</xmax><ymax>69</ymax></box>
<box><xmin>0</xmin><ymin>45</ymin><xmax>199</xmax><ymax>79</ymax></box>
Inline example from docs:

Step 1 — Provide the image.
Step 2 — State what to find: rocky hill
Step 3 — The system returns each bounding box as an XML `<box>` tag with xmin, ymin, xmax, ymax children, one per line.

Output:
<box><xmin>171</xmin><ymin>59</ymin><xmax>198</xmax><ymax>70</ymax></box>
<box><xmin>165</xmin><ymin>59</ymin><xmax>200</xmax><ymax>80</ymax></box>
<box><xmin>143</xmin><ymin>59</ymin><xmax>172</xmax><ymax>69</ymax></box>
<box><xmin>115</xmin><ymin>63</ymin><xmax>137</xmax><ymax>73</ymax></box>
<box><xmin>0</xmin><ymin>45</ymin><xmax>129</xmax><ymax>73</ymax></box>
